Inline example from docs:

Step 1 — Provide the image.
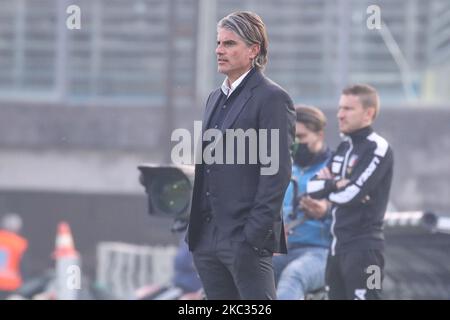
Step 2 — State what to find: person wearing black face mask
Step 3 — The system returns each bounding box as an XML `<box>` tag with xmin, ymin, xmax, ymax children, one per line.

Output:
<box><xmin>293</xmin><ymin>142</ymin><xmax>330</xmax><ymax>169</ymax></box>
<box><xmin>293</xmin><ymin>143</ymin><xmax>314</xmax><ymax>167</ymax></box>
<box><xmin>273</xmin><ymin>105</ymin><xmax>333</xmax><ymax>300</ymax></box>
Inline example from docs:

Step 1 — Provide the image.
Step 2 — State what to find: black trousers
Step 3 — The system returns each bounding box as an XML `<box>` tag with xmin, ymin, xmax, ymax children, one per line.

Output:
<box><xmin>192</xmin><ymin>216</ymin><xmax>276</xmax><ymax>300</ymax></box>
<box><xmin>326</xmin><ymin>249</ymin><xmax>384</xmax><ymax>300</ymax></box>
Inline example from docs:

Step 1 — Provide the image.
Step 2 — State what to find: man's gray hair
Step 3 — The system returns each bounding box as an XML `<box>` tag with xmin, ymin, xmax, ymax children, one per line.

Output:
<box><xmin>218</xmin><ymin>11</ymin><xmax>268</xmax><ymax>69</ymax></box>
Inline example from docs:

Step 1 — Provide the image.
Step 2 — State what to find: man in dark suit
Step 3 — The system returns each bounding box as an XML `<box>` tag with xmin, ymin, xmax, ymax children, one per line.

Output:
<box><xmin>186</xmin><ymin>11</ymin><xmax>295</xmax><ymax>300</ymax></box>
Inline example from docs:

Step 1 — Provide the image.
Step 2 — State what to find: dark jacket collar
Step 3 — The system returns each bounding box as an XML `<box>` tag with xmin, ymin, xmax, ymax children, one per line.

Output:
<box><xmin>203</xmin><ymin>68</ymin><xmax>263</xmax><ymax>132</ymax></box>
<box><xmin>343</xmin><ymin>126</ymin><xmax>373</xmax><ymax>143</ymax></box>
<box><xmin>230</xmin><ymin>67</ymin><xmax>258</xmax><ymax>93</ymax></box>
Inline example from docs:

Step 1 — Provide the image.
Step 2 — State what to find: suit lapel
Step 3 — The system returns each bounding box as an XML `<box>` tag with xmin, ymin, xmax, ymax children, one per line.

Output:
<box><xmin>219</xmin><ymin>70</ymin><xmax>264</xmax><ymax>134</ymax></box>
<box><xmin>219</xmin><ymin>90</ymin><xmax>252</xmax><ymax>134</ymax></box>
<box><xmin>202</xmin><ymin>89</ymin><xmax>222</xmax><ymax>132</ymax></box>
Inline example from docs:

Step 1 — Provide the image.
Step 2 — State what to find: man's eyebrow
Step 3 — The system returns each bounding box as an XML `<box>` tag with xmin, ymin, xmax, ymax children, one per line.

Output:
<box><xmin>217</xmin><ymin>40</ymin><xmax>237</xmax><ymax>45</ymax></box>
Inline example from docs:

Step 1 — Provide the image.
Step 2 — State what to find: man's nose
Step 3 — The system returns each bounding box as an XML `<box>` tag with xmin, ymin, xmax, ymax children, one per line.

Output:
<box><xmin>216</xmin><ymin>45</ymin><xmax>224</xmax><ymax>55</ymax></box>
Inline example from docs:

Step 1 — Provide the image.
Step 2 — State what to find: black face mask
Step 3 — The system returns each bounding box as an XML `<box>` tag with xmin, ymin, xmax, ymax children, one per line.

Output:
<box><xmin>293</xmin><ymin>143</ymin><xmax>316</xmax><ymax>167</ymax></box>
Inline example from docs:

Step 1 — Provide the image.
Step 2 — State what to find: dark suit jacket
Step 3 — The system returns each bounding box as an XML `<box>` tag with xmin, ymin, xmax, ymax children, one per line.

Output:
<box><xmin>187</xmin><ymin>69</ymin><xmax>295</xmax><ymax>254</ymax></box>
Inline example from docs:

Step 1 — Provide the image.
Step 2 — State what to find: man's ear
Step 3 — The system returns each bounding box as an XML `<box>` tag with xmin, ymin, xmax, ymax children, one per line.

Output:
<box><xmin>249</xmin><ymin>44</ymin><xmax>260</xmax><ymax>59</ymax></box>
<box><xmin>365</xmin><ymin>107</ymin><xmax>376</xmax><ymax>123</ymax></box>
<box><xmin>318</xmin><ymin>130</ymin><xmax>325</xmax><ymax>140</ymax></box>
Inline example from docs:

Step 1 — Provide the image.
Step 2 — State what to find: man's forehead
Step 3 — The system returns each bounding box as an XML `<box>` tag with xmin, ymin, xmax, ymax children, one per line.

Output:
<box><xmin>339</xmin><ymin>94</ymin><xmax>362</xmax><ymax>107</ymax></box>
<box><xmin>217</xmin><ymin>27</ymin><xmax>241</xmax><ymax>40</ymax></box>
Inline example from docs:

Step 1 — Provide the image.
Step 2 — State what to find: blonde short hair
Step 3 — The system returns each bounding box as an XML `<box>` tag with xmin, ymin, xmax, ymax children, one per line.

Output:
<box><xmin>342</xmin><ymin>84</ymin><xmax>380</xmax><ymax>120</ymax></box>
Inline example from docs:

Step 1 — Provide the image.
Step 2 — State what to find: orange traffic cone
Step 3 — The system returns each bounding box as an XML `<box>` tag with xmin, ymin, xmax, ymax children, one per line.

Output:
<box><xmin>53</xmin><ymin>221</ymin><xmax>79</xmax><ymax>259</ymax></box>
<box><xmin>53</xmin><ymin>221</ymin><xmax>82</xmax><ymax>300</ymax></box>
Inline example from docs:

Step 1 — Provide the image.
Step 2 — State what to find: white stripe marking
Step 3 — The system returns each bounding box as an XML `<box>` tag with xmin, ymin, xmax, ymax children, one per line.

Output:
<box><xmin>330</xmin><ymin>185</ymin><xmax>361</xmax><ymax>204</ymax></box>
<box><xmin>307</xmin><ymin>180</ymin><xmax>325</xmax><ymax>194</ymax></box>
<box><xmin>367</xmin><ymin>132</ymin><xmax>388</xmax><ymax>157</ymax></box>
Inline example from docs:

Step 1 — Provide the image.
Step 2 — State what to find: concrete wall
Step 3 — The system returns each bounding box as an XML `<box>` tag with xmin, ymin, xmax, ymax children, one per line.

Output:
<box><xmin>0</xmin><ymin>103</ymin><xmax>166</xmax><ymax>151</ymax></box>
<box><xmin>1</xmin><ymin>103</ymin><xmax>449</xmax><ymax>213</ymax></box>
<box><xmin>0</xmin><ymin>102</ymin><xmax>449</xmax><ymax>282</ymax></box>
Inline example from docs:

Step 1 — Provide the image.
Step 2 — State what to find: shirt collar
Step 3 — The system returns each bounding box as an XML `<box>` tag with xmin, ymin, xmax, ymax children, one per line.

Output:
<box><xmin>221</xmin><ymin>68</ymin><xmax>252</xmax><ymax>97</ymax></box>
